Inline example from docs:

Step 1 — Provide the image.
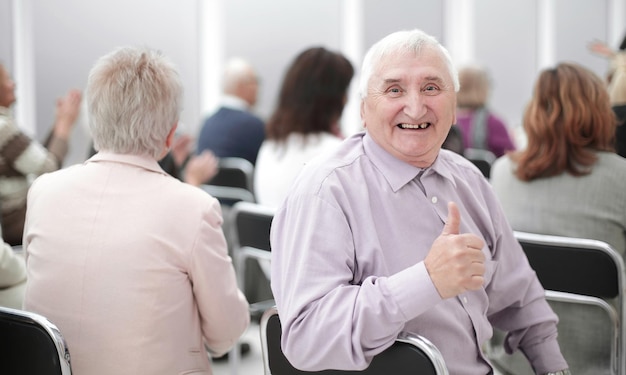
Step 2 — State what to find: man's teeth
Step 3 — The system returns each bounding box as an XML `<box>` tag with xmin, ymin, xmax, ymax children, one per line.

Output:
<box><xmin>400</xmin><ymin>123</ymin><xmax>429</xmax><ymax>129</ymax></box>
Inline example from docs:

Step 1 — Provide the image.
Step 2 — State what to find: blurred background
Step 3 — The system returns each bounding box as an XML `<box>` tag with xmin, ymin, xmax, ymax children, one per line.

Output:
<box><xmin>0</xmin><ymin>0</ymin><xmax>623</xmax><ymax>166</ymax></box>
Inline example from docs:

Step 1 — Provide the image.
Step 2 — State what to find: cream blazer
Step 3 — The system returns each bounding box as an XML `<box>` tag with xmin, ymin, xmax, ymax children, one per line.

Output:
<box><xmin>23</xmin><ymin>152</ymin><xmax>250</xmax><ymax>375</ymax></box>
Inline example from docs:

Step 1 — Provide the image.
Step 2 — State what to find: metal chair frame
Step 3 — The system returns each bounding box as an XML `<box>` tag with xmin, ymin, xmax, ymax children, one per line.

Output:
<box><xmin>259</xmin><ymin>306</ymin><xmax>448</xmax><ymax>375</ymax></box>
<box><xmin>0</xmin><ymin>306</ymin><xmax>72</xmax><ymax>374</ymax></box>
<box><xmin>226</xmin><ymin>201</ymin><xmax>276</xmax><ymax>375</ymax></box>
<box><xmin>487</xmin><ymin>231</ymin><xmax>625</xmax><ymax>375</ymax></box>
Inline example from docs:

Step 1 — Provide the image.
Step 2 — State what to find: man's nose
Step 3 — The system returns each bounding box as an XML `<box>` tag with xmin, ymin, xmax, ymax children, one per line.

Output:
<box><xmin>403</xmin><ymin>91</ymin><xmax>427</xmax><ymax>119</ymax></box>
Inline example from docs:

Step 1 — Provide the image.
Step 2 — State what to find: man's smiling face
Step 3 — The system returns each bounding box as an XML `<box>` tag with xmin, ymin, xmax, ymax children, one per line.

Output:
<box><xmin>361</xmin><ymin>46</ymin><xmax>457</xmax><ymax>168</ymax></box>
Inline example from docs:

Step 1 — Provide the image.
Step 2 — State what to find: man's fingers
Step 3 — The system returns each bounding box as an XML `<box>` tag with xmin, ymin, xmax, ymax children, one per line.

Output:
<box><xmin>441</xmin><ymin>201</ymin><xmax>460</xmax><ymax>236</ymax></box>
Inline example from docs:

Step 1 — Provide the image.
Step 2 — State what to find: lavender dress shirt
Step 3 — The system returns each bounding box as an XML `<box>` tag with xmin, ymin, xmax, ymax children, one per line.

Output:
<box><xmin>270</xmin><ymin>132</ymin><xmax>567</xmax><ymax>375</ymax></box>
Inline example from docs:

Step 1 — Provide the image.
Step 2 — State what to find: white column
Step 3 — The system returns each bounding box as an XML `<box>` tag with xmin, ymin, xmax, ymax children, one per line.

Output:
<box><xmin>12</xmin><ymin>0</ymin><xmax>36</xmax><ymax>136</ymax></box>
<box><xmin>443</xmin><ymin>0</ymin><xmax>475</xmax><ymax>66</ymax></box>
<box><xmin>608</xmin><ymin>0</ymin><xmax>626</xmax><ymax>48</ymax></box>
<box><xmin>536</xmin><ymin>0</ymin><xmax>556</xmax><ymax>70</ymax></box>
<box><xmin>340</xmin><ymin>0</ymin><xmax>364</xmax><ymax>136</ymax></box>
<box><xmin>198</xmin><ymin>0</ymin><xmax>224</xmax><ymax>119</ymax></box>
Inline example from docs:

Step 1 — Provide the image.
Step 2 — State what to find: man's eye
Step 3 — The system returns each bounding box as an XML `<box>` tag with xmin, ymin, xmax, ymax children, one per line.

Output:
<box><xmin>389</xmin><ymin>88</ymin><xmax>400</xmax><ymax>93</ymax></box>
<box><xmin>423</xmin><ymin>85</ymin><xmax>440</xmax><ymax>94</ymax></box>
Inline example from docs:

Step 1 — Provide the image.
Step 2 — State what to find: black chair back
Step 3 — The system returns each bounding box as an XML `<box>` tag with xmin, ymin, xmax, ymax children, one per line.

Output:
<box><xmin>230</xmin><ymin>201</ymin><xmax>276</xmax><ymax>320</ymax></box>
<box><xmin>208</xmin><ymin>157</ymin><xmax>254</xmax><ymax>191</ymax></box>
<box><xmin>233</xmin><ymin>201</ymin><xmax>273</xmax><ymax>251</ymax></box>
<box><xmin>261</xmin><ymin>307</ymin><xmax>448</xmax><ymax>375</ymax></box>
<box><xmin>516</xmin><ymin>231</ymin><xmax>621</xmax><ymax>299</ymax></box>
<box><xmin>0</xmin><ymin>306</ymin><xmax>72</xmax><ymax>374</ymax></box>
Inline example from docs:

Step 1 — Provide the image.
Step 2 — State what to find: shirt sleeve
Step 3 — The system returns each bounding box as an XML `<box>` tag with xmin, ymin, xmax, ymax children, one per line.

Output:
<box><xmin>270</xmin><ymin>192</ymin><xmax>442</xmax><ymax>371</ymax></box>
<box><xmin>189</xmin><ymin>197</ymin><xmax>250</xmax><ymax>357</ymax></box>
<box><xmin>0</xmin><ymin>116</ymin><xmax>66</xmax><ymax>176</ymax></box>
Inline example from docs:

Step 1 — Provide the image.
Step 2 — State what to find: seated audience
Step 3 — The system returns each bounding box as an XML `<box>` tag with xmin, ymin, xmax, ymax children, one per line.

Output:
<box><xmin>197</xmin><ymin>57</ymin><xmax>265</xmax><ymax>165</ymax></box>
<box><xmin>254</xmin><ymin>46</ymin><xmax>354</xmax><ymax>208</ymax></box>
<box><xmin>0</xmin><ymin>62</ymin><xmax>81</xmax><ymax>246</ymax></box>
<box><xmin>455</xmin><ymin>65</ymin><xmax>515</xmax><ymax>157</ymax></box>
<box><xmin>491</xmin><ymin>62</ymin><xmax>626</xmax><ymax>255</ymax></box>
<box><xmin>270</xmin><ymin>29</ymin><xmax>569</xmax><ymax>375</ymax></box>
<box><xmin>23</xmin><ymin>46</ymin><xmax>249</xmax><ymax>375</ymax></box>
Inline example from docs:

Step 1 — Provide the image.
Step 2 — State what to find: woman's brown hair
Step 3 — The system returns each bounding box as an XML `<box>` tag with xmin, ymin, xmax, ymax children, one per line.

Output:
<box><xmin>266</xmin><ymin>47</ymin><xmax>354</xmax><ymax>142</ymax></box>
<box><xmin>510</xmin><ymin>62</ymin><xmax>617</xmax><ymax>181</ymax></box>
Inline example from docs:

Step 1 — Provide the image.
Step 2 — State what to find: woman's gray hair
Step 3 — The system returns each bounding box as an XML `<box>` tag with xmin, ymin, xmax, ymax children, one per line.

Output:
<box><xmin>358</xmin><ymin>29</ymin><xmax>459</xmax><ymax>99</ymax></box>
<box><xmin>87</xmin><ymin>46</ymin><xmax>183</xmax><ymax>159</ymax></box>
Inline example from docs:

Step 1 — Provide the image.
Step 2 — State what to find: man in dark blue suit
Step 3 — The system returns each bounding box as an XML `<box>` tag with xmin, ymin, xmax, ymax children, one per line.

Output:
<box><xmin>197</xmin><ymin>58</ymin><xmax>265</xmax><ymax>165</ymax></box>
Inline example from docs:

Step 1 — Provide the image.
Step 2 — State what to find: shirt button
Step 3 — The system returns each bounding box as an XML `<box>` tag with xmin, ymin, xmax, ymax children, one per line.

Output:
<box><xmin>463</xmin><ymin>297</ymin><xmax>468</xmax><ymax>304</ymax></box>
<box><xmin>431</xmin><ymin>196</ymin><xmax>438</xmax><ymax>204</ymax></box>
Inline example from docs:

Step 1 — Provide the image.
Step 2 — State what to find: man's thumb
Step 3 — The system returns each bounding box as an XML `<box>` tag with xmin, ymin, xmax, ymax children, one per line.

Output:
<box><xmin>442</xmin><ymin>201</ymin><xmax>461</xmax><ymax>235</ymax></box>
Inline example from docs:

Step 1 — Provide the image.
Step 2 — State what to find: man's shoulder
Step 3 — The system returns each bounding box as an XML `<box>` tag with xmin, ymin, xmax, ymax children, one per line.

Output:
<box><xmin>438</xmin><ymin>149</ymin><xmax>485</xmax><ymax>178</ymax></box>
<box><xmin>291</xmin><ymin>135</ymin><xmax>365</xmax><ymax>191</ymax></box>
<box><xmin>209</xmin><ymin>107</ymin><xmax>263</xmax><ymax>123</ymax></box>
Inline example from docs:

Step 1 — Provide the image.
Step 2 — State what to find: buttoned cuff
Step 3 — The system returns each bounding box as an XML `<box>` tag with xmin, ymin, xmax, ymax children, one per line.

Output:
<box><xmin>385</xmin><ymin>261</ymin><xmax>442</xmax><ymax>320</ymax></box>
<box><xmin>522</xmin><ymin>339</ymin><xmax>569</xmax><ymax>375</ymax></box>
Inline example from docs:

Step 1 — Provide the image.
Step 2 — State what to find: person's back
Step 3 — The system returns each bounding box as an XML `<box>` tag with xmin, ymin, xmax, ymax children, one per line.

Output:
<box><xmin>197</xmin><ymin>58</ymin><xmax>264</xmax><ymax>165</ymax></box>
<box><xmin>24</xmin><ymin>156</ymin><xmax>247</xmax><ymax>374</ymax></box>
<box><xmin>23</xmin><ymin>46</ymin><xmax>249</xmax><ymax>375</ymax></box>
<box><xmin>491</xmin><ymin>62</ymin><xmax>626</xmax><ymax>255</ymax></box>
<box><xmin>255</xmin><ymin>132</ymin><xmax>342</xmax><ymax>207</ymax></box>
<box><xmin>254</xmin><ymin>47</ymin><xmax>353</xmax><ymax>208</ymax></box>
<box><xmin>455</xmin><ymin>65</ymin><xmax>515</xmax><ymax>157</ymax></box>
<box><xmin>197</xmin><ymin>105</ymin><xmax>264</xmax><ymax>164</ymax></box>
<box><xmin>492</xmin><ymin>152</ymin><xmax>626</xmax><ymax>254</ymax></box>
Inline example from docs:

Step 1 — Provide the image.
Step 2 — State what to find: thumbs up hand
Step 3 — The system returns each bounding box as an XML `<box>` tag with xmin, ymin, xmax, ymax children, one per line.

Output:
<box><xmin>424</xmin><ymin>202</ymin><xmax>486</xmax><ymax>299</ymax></box>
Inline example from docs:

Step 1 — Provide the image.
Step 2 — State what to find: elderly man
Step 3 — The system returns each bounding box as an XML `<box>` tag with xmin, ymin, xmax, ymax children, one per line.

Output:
<box><xmin>23</xmin><ymin>46</ymin><xmax>249</xmax><ymax>375</ymax></box>
<box><xmin>270</xmin><ymin>29</ymin><xmax>569</xmax><ymax>375</ymax></box>
<box><xmin>197</xmin><ymin>57</ymin><xmax>265</xmax><ymax>165</ymax></box>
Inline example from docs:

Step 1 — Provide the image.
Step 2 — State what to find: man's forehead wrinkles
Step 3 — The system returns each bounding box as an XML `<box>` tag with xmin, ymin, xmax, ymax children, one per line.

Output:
<box><xmin>377</xmin><ymin>74</ymin><xmax>445</xmax><ymax>85</ymax></box>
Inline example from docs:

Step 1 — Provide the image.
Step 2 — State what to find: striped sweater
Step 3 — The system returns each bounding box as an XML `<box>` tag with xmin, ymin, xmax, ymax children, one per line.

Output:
<box><xmin>0</xmin><ymin>106</ymin><xmax>68</xmax><ymax>245</ymax></box>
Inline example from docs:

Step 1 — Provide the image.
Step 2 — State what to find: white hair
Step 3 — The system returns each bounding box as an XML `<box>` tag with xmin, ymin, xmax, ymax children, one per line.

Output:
<box><xmin>223</xmin><ymin>57</ymin><xmax>255</xmax><ymax>94</ymax></box>
<box><xmin>87</xmin><ymin>46</ymin><xmax>183</xmax><ymax>158</ymax></box>
<box><xmin>358</xmin><ymin>29</ymin><xmax>459</xmax><ymax>99</ymax></box>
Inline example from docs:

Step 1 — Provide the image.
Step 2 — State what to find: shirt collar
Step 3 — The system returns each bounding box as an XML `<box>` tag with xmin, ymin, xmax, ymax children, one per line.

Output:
<box><xmin>362</xmin><ymin>131</ymin><xmax>457</xmax><ymax>191</ymax></box>
<box><xmin>87</xmin><ymin>151</ymin><xmax>169</xmax><ymax>176</ymax></box>
<box><xmin>221</xmin><ymin>95</ymin><xmax>249</xmax><ymax>111</ymax></box>
<box><xmin>0</xmin><ymin>106</ymin><xmax>11</xmax><ymax>116</ymax></box>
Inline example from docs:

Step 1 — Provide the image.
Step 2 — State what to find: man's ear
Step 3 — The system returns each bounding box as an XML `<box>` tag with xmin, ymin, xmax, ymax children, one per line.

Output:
<box><xmin>165</xmin><ymin>123</ymin><xmax>178</xmax><ymax>148</ymax></box>
<box><xmin>360</xmin><ymin>100</ymin><xmax>367</xmax><ymax>128</ymax></box>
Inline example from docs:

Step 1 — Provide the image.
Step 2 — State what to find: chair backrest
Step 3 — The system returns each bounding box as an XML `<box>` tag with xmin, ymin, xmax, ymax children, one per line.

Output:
<box><xmin>463</xmin><ymin>148</ymin><xmax>496</xmax><ymax>178</ymax></box>
<box><xmin>200</xmin><ymin>184</ymin><xmax>255</xmax><ymax>207</ymax></box>
<box><xmin>229</xmin><ymin>201</ymin><xmax>276</xmax><ymax>319</ymax></box>
<box><xmin>514</xmin><ymin>231</ymin><xmax>625</xmax><ymax>375</ymax></box>
<box><xmin>230</xmin><ymin>201</ymin><xmax>274</xmax><ymax>252</ymax></box>
<box><xmin>260</xmin><ymin>306</ymin><xmax>448</xmax><ymax>375</ymax></box>
<box><xmin>0</xmin><ymin>306</ymin><xmax>72</xmax><ymax>374</ymax></box>
<box><xmin>515</xmin><ymin>231</ymin><xmax>623</xmax><ymax>299</ymax></box>
<box><xmin>207</xmin><ymin>157</ymin><xmax>255</xmax><ymax>192</ymax></box>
